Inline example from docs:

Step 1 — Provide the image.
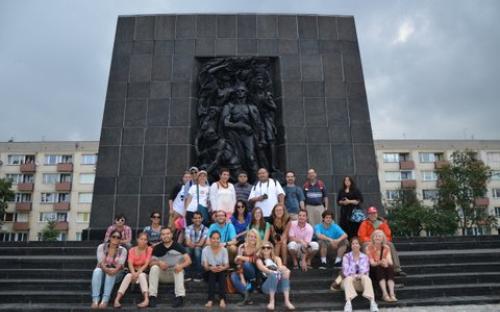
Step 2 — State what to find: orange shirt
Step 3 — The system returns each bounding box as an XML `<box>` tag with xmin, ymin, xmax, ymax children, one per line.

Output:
<box><xmin>366</xmin><ymin>243</ymin><xmax>391</xmax><ymax>262</ymax></box>
<box><xmin>128</xmin><ymin>246</ymin><xmax>152</xmax><ymax>268</ymax></box>
<box><xmin>357</xmin><ymin>218</ymin><xmax>393</xmax><ymax>244</ymax></box>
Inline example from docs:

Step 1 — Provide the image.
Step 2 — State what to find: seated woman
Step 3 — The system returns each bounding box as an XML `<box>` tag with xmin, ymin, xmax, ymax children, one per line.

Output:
<box><xmin>143</xmin><ymin>211</ymin><xmax>162</xmax><ymax>246</ymax></box>
<box><xmin>202</xmin><ymin>230</ymin><xmax>229</xmax><ymax>309</ymax></box>
<box><xmin>230</xmin><ymin>200</ymin><xmax>251</xmax><ymax>244</ymax></box>
<box><xmin>114</xmin><ymin>232</ymin><xmax>152</xmax><ymax>308</ymax></box>
<box><xmin>366</xmin><ymin>229</ymin><xmax>397</xmax><ymax>302</ymax></box>
<box><xmin>231</xmin><ymin>229</ymin><xmax>261</xmax><ymax>305</ymax></box>
<box><xmin>256</xmin><ymin>242</ymin><xmax>295</xmax><ymax>311</ymax></box>
<box><xmin>104</xmin><ymin>214</ymin><xmax>132</xmax><ymax>248</ymax></box>
<box><xmin>270</xmin><ymin>204</ymin><xmax>291</xmax><ymax>267</ymax></box>
<box><xmin>342</xmin><ymin>237</ymin><xmax>378</xmax><ymax>312</ymax></box>
<box><xmin>91</xmin><ymin>230</ymin><xmax>127</xmax><ymax>309</ymax></box>
<box><xmin>248</xmin><ymin>207</ymin><xmax>271</xmax><ymax>242</ymax></box>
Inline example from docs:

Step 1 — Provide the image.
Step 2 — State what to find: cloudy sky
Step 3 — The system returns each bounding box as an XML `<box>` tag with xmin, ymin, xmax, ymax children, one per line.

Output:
<box><xmin>1</xmin><ymin>0</ymin><xmax>499</xmax><ymax>142</ymax></box>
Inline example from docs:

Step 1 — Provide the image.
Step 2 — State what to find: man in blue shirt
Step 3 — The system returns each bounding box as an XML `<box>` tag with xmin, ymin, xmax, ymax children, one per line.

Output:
<box><xmin>207</xmin><ymin>210</ymin><xmax>237</xmax><ymax>263</ymax></box>
<box><xmin>304</xmin><ymin>168</ymin><xmax>328</xmax><ymax>226</ymax></box>
<box><xmin>315</xmin><ymin>211</ymin><xmax>348</xmax><ymax>269</ymax></box>
<box><xmin>284</xmin><ymin>170</ymin><xmax>305</xmax><ymax>220</ymax></box>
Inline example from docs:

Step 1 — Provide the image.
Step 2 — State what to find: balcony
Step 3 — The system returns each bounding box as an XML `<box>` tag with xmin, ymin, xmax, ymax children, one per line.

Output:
<box><xmin>401</xmin><ymin>179</ymin><xmax>417</xmax><ymax>189</ymax></box>
<box><xmin>55</xmin><ymin>182</ymin><xmax>72</xmax><ymax>192</ymax></box>
<box><xmin>13</xmin><ymin>222</ymin><xmax>30</xmax><ymax>231</ymax></box>
<box><xmin>17</xmin><ymin>183</ymin><xmax>34</xmax><ymax>192</ymax></box>
<box><xmin>20</xmin><ymin>163</ymin><xmax>36</xmax><ymax>173</ymax></box>
<box><xmin>57</xmin><ymin>163</ymin><xmax>74</xmax><ymax>172</ymax></box>
<box><xmin>55</xmin><ymin>221</ymin><xmax>69</xmax><ymax>231</ymax></box>
<box><xmin>435</xmin><ymin>160</ymin><xmax>450</xmax><ymax>169</ymax></box>
<box><xmin>475</xmin><ymin>197</ymin><xmax>490</xmax><ymax>207</ymax></box>
<box><xmin>15</xmin><ymin>202</ymin><xmax>32</xmax><ymax>212</ymax></box>
<box><xmin>399</xmin><ymin>160</ymin><xmax>415</xmax><ymax>170</ymax></box>
<box><xmin>54</xmin><ymin>202</ymin><xmax>70</xmax><ymax>212</ymax></box>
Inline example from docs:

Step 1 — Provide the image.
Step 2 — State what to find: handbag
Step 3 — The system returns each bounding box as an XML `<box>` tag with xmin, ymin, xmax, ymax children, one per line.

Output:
<box><xmin>225</xmin><ymin>273</ymin><xmax>237</xmax><ymax>294</ymax></box>
<box><xmin>350</xmin><ymin>206</ymin><xmax>366</xmax><ymax>223</ymax></box>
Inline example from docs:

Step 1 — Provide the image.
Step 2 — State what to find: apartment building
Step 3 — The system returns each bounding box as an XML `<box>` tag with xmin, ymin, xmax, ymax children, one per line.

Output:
<box><xmin>0</xmin><ymin>141</ymin><xmax>98</xmax><ymax>241</ymax></box>
<box><xmin>375</xmin><ymin>140</ymin><xmax>500</xmax><ymax>235</ymax></box>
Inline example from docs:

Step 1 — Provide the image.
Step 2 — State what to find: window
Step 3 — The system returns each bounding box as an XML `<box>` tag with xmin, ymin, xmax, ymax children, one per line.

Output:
<box><xmin>491</xmin><ymin>171</ymin><xmax>500</xmax><ymax>181</ymax></box>
<box><xmin>383</xmin><ymin>153</ymin><xmax>399</xmax><ymax>163</ymax></box>
<box><xmin>0</xmin><ymin>232</ymin><xmax>28</xmax><ymax>242</ymax></box>
<box><xmin>7</xmin><ymin>155</ymin><xmax>24</xmax><ymax>165</ymax></box>
<box><xmin>41</xmin><ymin>193</ymin><xmax>57</xmax><ymax>203</ymax></box>
<box><xmin>1</xmin><ymin>213</ymin><xmax>14</xmax><ymax>222</ymax></box>
<box><xmin>57</xmin><ymin>233</ymin><xmax>67</xmax><ymax>241</ymax></box>
<box><xmin>385</xmin><ymin>190</ymin><xmax>399</xmax><ymax>200</ymax></box>
<box><xmin>401</xmin><ymin>170</ymin><xmax>414</xmax><ymax>180</ymax></box>
<box><xmin>14</xmin><ymin>193</ymin><xmax>31</xmax><ymax>203</ymax></box>
<box><xmin>58</xmin><ymin>193</ymin><xmax>70</xmax><ymax>203</ymax></box>
<box><xmin>77</xmin><ymin>212</ymin><xmax>90</xmax><ymax>223</ymax></box>
<box><xmin>6</xmin><ymin>174</ymin><xmax>22</xmax><ymax>184</ymax></box>
<box><xmin>487</xmin><ymin>152</ymin><xmax>500</xmax><ymax>164</ymax></box>
<box><xmin>422</xmin><ymin>171</ymin><xmax>438</xmax><ymax>181</ymax></box>
<box><xmin>465</xmin><ymin>227</ymin><xmax>485</xmax><ymax>236</ymax></box>
<box><xmin>39</xmin><ymin>212</ymin><xmax>67</xmax><ymax>222</ymax></box>
<box><xmin>81</xmin><ymin>154</ymin><xmax>97</xmax><ymax>165</ymax></box>
<box><xmin>419</xmin><ymin>152</ymin><xmax>444</xmax><ymax>163</ymax></box>
<box><xmin>15</xmin><ymin>213</ymin><xmax>29</xmax><ymax>222</ymax></box>
<box><xmin>495</xmin><ymin>207</ymin><xmax>500</xmax><ymax>217</ymax></box>
<box><xmin>75</xmin><ymin>232</ymin><xmax>82</xmax><ymax>241</ymax></box>
<box><xmin>384</xmin><ymin>171</ymin><xmax>401</xmax><ymax>181</ymax></box>
<box><xmin>44</xmin><ymin>154</ymin><xmax>73</xmax><ymax>165</ymax></box>
<box><xmin>43</xmin><ymin>174</ymin><xmax>59</xmax><ymax>184</ymax></box>
<box><xmin>492</xmin><ymin>189</ymin><xmax>500</xmax><ymax>199</ymax></box>
<box><xmin>423</xmin><ymin>189</ymin><xmax>439</xmax><ymax>200</ymax></box>
<box><xmin>78</xmin><ymin>193</ymin><xmax>93</xmax><ymax>203</ymax></box>
<box><xmin>60</xmin><ymin>174</ymin><xmax>72</xmax><ymax>183</ymax></box>
<box><xmin>79</xmin><ymin>173</ymin><xmax>95</xmax><ymax>184</ymax></box>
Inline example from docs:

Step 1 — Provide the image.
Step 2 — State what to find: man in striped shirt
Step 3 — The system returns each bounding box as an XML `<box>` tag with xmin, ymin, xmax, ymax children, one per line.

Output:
<box><xmin>303</xmin><ymin>168</ymin><xmax>329</xmax><ymax>226</ymax></box>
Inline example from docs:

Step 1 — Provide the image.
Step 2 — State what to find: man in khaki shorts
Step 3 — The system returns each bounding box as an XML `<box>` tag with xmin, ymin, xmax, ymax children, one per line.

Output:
<box><xmin>303</xmin><ymin>168</ymin><xmax>328</xmax><ymax>226</ymax></box>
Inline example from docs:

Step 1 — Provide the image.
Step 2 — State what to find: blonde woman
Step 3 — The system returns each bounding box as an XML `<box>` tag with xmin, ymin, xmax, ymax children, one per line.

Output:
<box><xmin>366</xmin><ymin>229</ymin><xmax>397</xmax><ymax>302</ymax></box>
<box><xmin>256</xmin><ymin>242</ymin><xmax>295</xmax><ymax>311</ymax></box>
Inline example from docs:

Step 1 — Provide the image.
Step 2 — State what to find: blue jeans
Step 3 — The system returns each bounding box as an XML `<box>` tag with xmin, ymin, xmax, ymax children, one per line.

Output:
<box><xmin>186</xmin><ymin>246</ymin><xmax>203</xmax><ymax>278</ymax></box>
<box><xmin>91</xmin><ymin>268</ymin><xmax>117</xmax><ymax>303</ymax></box>
<box><xmin>231</xmin><ymin>261</ymin><xmax>257</xmax><ymax>294</ymax></box>
<box><xmin>261</xmin><ymin>272</ymin><xmax>290</xmax><ymax>294</ymax></box>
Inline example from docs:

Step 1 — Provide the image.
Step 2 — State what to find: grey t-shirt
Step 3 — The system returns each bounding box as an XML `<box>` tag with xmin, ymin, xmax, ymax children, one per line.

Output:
<box><xmin>201</xmin><ymin>246</ymin><xmax>229</xmax><ymax>267</ymax></box>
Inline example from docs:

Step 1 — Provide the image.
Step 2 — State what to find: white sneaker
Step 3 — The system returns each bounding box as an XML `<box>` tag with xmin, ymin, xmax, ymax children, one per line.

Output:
<box><xmin>344</xmin><ymin>301</ymin><xmax>352</xmax><ymax>312</ymax></box>
<box><xmin>370</xmin><ymin>301</ymin><xmax>379</xmax><ymax>312</ymax></box>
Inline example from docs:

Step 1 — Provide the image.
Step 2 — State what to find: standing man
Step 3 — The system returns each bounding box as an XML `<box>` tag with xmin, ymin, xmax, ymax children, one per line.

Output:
<box><xmin>287</xmin><ymin>210</ymin><xmax>319</xmax><ymax>271</ymax></box>
<box><xmin>303</xmin><ymin>168</ymin><xmax>328</xmax><ymax>226</ymax></box>
<box><xmin>315</xmin><ymin>211</ymin><xmax>348</xmax><ymax>269</ymax></box>
<box><xmin>248</xmin><ymin>168</ymin><xmax>285</xmax><ymax>223</ymax></box>
<box><xmin>148</xmin><ymin>228</ymin><xmax>192</xmax><ymax>308</ymax></box>
<box><xmin>234</xmin><ymin>170</ymin><xmax>253</xmax><ymax>207</ymax></box>
<box><xmin>283</xmin><ymin>170</ymin><xmax>305</xmax><ymax>220</ymax></box>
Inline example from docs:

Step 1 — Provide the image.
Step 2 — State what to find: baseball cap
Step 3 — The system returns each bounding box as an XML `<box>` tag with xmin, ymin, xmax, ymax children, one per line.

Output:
<box><xmin>367</xmin><ymin>206</ymin><xmax>378</xmax><ymax>214</ymax></box>
<box><xmin>189</xmin><ymin>166</ymin><xmax>199</xmax><ymax>173</ymax></box>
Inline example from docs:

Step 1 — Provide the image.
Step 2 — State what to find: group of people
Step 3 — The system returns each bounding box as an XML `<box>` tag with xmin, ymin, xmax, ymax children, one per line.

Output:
<box><xmin>91</xmin><ymin>166</ymin><xmax>405</xmax><ymax>312</ymax></box>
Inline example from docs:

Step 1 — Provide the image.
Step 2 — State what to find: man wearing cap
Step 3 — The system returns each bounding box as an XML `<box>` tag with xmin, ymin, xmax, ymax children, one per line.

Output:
<box><xmin>358</xmin><ymin>206</ymin><xmax>405</xmax><ymax>276</ymax></box>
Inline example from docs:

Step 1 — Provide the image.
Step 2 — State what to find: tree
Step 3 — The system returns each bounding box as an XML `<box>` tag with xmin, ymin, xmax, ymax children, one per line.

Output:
<box><xmin>41</xmin><ymin>220</ymin><xmax>60</xmax><ymax>241</ymax></box>
<box><xmin>0</xmin><ymin>178</ymin><xmax>15</xmax><ymax>229</ymax></box>
<box><xmin>436</xmin><ymin>150</ymin><xmax>495</xmax><ymax>235</ymax></box>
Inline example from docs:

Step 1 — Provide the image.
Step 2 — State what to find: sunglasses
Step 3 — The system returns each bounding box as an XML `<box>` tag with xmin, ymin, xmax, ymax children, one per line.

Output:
<box><xmin>111</xmin><ymin>235</ymin><xmax>121</xmax><ymax>239</ymax></box>
<box><xmin>116</xmin><ymin>219</ymin><xmax>125</xmax><ymax>222</ymax></box>
<box><xmin>152</xmin><ymin>216</ymin><xmax>161</xmax><ymax>219</ymax></box>
<box><xmin>262</xmin><ymin>246</ymin><xmax>272</xmax><ymax>250</ymax></box>
<box><xmin>237</xmin><ymin>205</ymin><xmax>244</xmax><ymax>208</ymax></box>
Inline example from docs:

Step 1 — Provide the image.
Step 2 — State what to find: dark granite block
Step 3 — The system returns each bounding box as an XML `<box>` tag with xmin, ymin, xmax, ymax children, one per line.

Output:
<box><xmin>217</xmin><ymin>15</ymin><xmax>237</xmax><ymax>38</ymax></box>
<box><xmin>170</xmin><ymin>98</ymin><xmax>191</xmax><ymax>126</ymax></box>
<box><xmin>196</xmin><ymin>38</ymin><xmax>215</xmax><ymax>56</ymax></box>
<box><xmin>237</xmin><ymin>15</ymin><xmax>256</xmax><ymax>38</ymax></box>
<box><xmin>280</xmin><ymin>55</ymin><xmax>301</xmax><ymax>80</ymax></box>
<box><xmin>298</xmin><ymin>16</ymin><xmax>318</xmax><ymax>39</ymax></box>
<box><xmin>154</xmin><ymin>40</ymin><xmax>175</xmax><ymax>55</ymax></box>
<box><xmin>100</xmin><ymin>127</ymin><xmax>122</xmax><ymax>146</ymax></box>
<box><xmin>124</xmin><ymin>98</ymin><xmax>147</xmax><ymax>127</ymax></box>
<box><xmin>166</xmin><ymin>145</ymin><xmax>189</xmax><ymax>174</ymax></box>
<box><xmin>106</xmin><ymin>82</ymin><xmax>127</xmax><ymax>100</ymax></box>
<box><xmin>284</xmin><ymin>126</ymin><xmax>305</xmax><ymax>144</ymax></box>
<box><xmin>306</xmin><ymin>127</ymin><xmax>329</xmax><ymax>143</ymax></box>
<box><xmin>361</xmin><ymin>193</ymin><xmax>382</xmax><ymax>211</ymax></box>
<box><xmin>301</xmin><ymin>55</ymin><xmax>323</xmax><ymax>81</ymax></box>
<box><xmin>329</xmin><ymin>124</ymin><xmax>352</xmax><ymax>144</ymax></box>
<box><xmin>132</xmin><ymin>40</ymin><xmax>154</xmax><ymax>55</ymax></box>
<box><xmin>174</xmin><ymin>39</ymin><xmax>195</xmax><ymax>55</ymax></box>
<box><xmin>89</xmin><ymin>195</ymin><xmax>115</xmax><ymax>228</ymax></box>
<box><xmin>348</xmin><ymin>97</ymin><xmax>370</xmax><ymax>123</ymax></box>
<box><xmin>342</xmin><ymin>53</ymin><xmax>364</xmax><ymax>82</ymax></box>
<box><xmin>152</xmin><ymin>55</ymin><xmax>172</xmax><ymax>81</ymax></box>
<box><xmin>102</xmin><ymin>99</ymin><xmax>125</xmax><ymax>127</ymax></box>
<box><xmin>95</xmin><ymin>146</ymin><xmax>119</xmax><ymax>177</ymax></box>
<box><xmin>115</xmin><ymin>17</ymin><xmax>135</xmax><ymax>42</ymax></box>
<box><xmin>326</xmin><ymin>98</ymin><xmax>349</xmax><ymax>125</ymax></box>
<box><xmin>238</xmin><ymin>39</ymin><xmax>257</xmax><ymax>55</ymax></box>
<box><xmin>319</xmin><ymin>40</ymin><xmax>342</xmax><ymax>54</ymax></box>
<box><xmin>299</xmin><ymin>39</ymin><xmax>319</xmax><ymax>55</ymax></box>
<box><xmin>319</xmin><ymin>16</ymin><xmax>337</xmax><ymax>40</ymax></box>
<box><xmin>139</xmin><ymin>196</ymin><xmax>164</xmax><ymax>226</ymax></box>
<box><xmin>145</xmin><ymin>127</ymin><xmax>168</xmax><ymax>145</ymax></box>
<box><xmin>127</xmin><ymin>82</ymin><xmax>150</xmax><ymax>98</ymax></box>
<box><xmin>141</xmin><ymin>176</ymin><xmax>165</xmax><ymax>195</ymax></box>
<box><xmin>347</xmin><ymin>82</ymin><xmax>367</xmax><ymax>98</ymax></box>
<box><xmin>323</xmin><ymin>52</ymin><xmax>343</xmax><ymax>81</ymax></box>
<box><xmin>354</xmin><ymin>144</ymin><xmax>377</xmax><ymax>175</ymax></box>
<box><xmin>129</xmin><ymin>54</ymin><xmax>152</xmax><ymax>82</ymax></box>
<box><xmin>197</xmin><ymin>15</ymin><xmax>216</xmax><ymax>38</ymax></box>
<box><xmin>278</xmin><ymin>15</ymin><xmax>298</xmax><ymax>39</ymax></box>
<box><xmin>171</xmin><ymin>81</ymin><xmax>192</xmax><ymax>98</ymax></box>
<box><xmin>215</xmin><ymin>39</ymin><xmax>237</xmax><ymax>55</ymax></box>
<box><xmin>287</xmin><ymin>145</ymin><xmax>308</xmax><ymax>173</ymax></box>
<box><xmin>337</xmin><ymin>16</ymin><xmax>356</xmax><ymax>41</ymax></box>
<box><xmin>155</xmin><ymin>15</ymin><xmax>175</xmax><ymax>40</ymax></box>
<box><xmin>281</xmin><ymin>80</ymin><xmax>302</xmax><ymax>98</ymax></box>
<box><xmin>117</xmin><ymin>176</ymin><xmax>140</xmax><ymax>195</ymax></box>
<box><xmin>175</xmin><ymin>15</ymin><xmax>196</xmax><ymax>39</ymax></box>
<box><xmin>115</xmin><ymin>195</ymin><xmax>139</xmax><ymax>228</ymax></box>
<box><xmin>143</xmin><ymin>145</ymin><xmax>166</xmax><ymax>175</ymax></box>
<box><xmin>93</xmin><ymin>177</ymin><xmax>116</xmax><ymax>195</ymax></box>
<box><xmin>282</xmin><ymin>98</ymin><xmax>304</xmax><ymax>126</ymax></box>
<box><xmin>257</xmin><ymin>15</ymin><xmax>277</xmax><ymax>38</ymax></box>
<box><xmin>351</xmin><ymin>121</ymin><xmax>374</xmax><ymax>144</ymax></box>
<box><xmin>113</xmin><ymin>40</ymin><xmax>133</xmax><ymax>58</ymax></box>
<box><xmin>308</xmin><ymin>144</ymin><xmax>332</xmax><ymax>174</ymax></box>
<box><xmin>331</xmin><ymin>144</ymin><xmax>354</xmax><ymax>175</ymax></box>
<box><xmin>172</xmin><ymin>55</ymin><xmax>194</xmax><ymax>81</ymax></box>
<box><xmin>119</xmin><ymin>146</ymin><xmax>143</xmax><ymax>176</ymax></box>
<box><xmin>325</xmin><ymin>80</ymin><xmax>347</xmax><ymax>98</ymax></box>
<box><xmin>150</xmin><ymin>81</ymin><xmax>171</xmax><ymax>99</ymax></box>
<box><xmin>257</xmin><ymin>39</ymin><xmax>278</xmax><ymax>55</ymax></box>
<box><xmin>165</xmin><ymin>175</ymin><xmax>182</xmax><ymax>194</ymax></box>
<box><xmin>356</xmin><ymin>175</ymin><xmax>380</xmax><ymax>194</ymax></box>
<box><xmin>304</xmin><ymin>97</ymin><xmax>326</xmax><ymax>125</ymax></box>
<box><xmin>122</xmin><ymin>127</ymin><xmax>145</xmax><ymax>145</ymax></box>
<box><xmin>278</xmin><ymin>40</ymin><xmax>298</xmax><ymax>55</ymax></box>
<box><xmin>147</xmin><ymin>99</ymin><xmax>170</xmax><ymax>126</ymax></box>
<box><xmin>109</xmin><ymin>55</ymin><xmax>130</xmax><ymax>82</ymax></box>
<box><xmin>302</xmin><ymin>81</ymin><xmax>324</xmax><ymax>97</ymax></box>
<box><xmin>134</xmin><ymin>16</ymin><xmax>154</xmax><ymax>40</ymax></box>
<box><xmin>168</xmin><ymin>127</ymin><xmax>190</xmax><ymax>144</ymax></box>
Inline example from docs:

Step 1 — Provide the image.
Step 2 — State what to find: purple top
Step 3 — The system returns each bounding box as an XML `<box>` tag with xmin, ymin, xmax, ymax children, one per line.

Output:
<box><xmin>342</xmin><ymin>251</ymin><xmax>370</xmax><ymax>277</ymax></box>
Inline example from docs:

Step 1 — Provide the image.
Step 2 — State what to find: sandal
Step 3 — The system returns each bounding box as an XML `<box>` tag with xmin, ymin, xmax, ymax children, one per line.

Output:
<box><xmin>205</xmin><ymin>301</ymin><xmax>213</xmax><ymax>309</ymax></box>
<box><xmin>382</xmin><ymin>295</ymin><xmax>392</xmax><ymax>302</ymax></box>
<box><xmin>390</xmin><ymin>295</ymin><xmax>398</xmax><ymax>302</ymax></box>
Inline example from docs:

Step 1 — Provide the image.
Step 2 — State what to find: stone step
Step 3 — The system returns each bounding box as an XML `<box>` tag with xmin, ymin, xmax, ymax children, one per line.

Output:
<box><xmin>393</xmin><ymin>235</ymin><xmax>500</xmax><ymax>243</ymax></box>
<box><xmin>403</xmin><ymin>261</ymin><xmax>500</xmax><ymax>275</ymax></box>
<box><xmin>394</xmin><ymin>240</ymin><xmax>500</xmax><ymax>251</ymax></box>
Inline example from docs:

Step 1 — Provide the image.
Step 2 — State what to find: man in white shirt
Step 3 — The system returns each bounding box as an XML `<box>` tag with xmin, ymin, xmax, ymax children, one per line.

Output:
<box><xmin>248</xmin><ymin>168</ymin><xmax>285</xmax><ymax>222</ymax></box>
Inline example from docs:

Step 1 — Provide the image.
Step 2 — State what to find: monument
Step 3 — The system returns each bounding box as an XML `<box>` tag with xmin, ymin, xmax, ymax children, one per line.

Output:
<box><xmin>87</xmin><ymin>14</ymin><xmax>381</xmax><ymax>237</ymax></box>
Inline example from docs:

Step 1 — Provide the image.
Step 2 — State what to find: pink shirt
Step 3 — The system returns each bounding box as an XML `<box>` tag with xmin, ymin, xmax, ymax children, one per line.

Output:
<box><xmin>288</xmin><ymin>220</ymin><xmax>314</xmax><ymax>243</ymax></box>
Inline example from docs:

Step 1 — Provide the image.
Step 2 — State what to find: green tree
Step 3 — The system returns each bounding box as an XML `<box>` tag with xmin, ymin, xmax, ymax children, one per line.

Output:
<box><xmin>41</xmin><ymin>220</ymin><xmax>60</xmax><ymax>241</ymax></box>
<box><xmin>436</xmin><ymin>150</ymin><xmax>495</xmax><ymax>235</ymax></box>
<box><xmin>0</xmin><ymin>178</ymin><xmax>15</xmax><ymax>229</ymax></box>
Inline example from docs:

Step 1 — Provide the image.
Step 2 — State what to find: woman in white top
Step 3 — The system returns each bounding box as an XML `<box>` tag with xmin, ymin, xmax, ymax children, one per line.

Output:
<box><xmin>185</xmin><ymin>170</ymin><xmax>210</xmax><ymax>226</ymax></box>
<box><xmin>210</xmin><ymin>168</ymin><xmax>236</xmax><ymax>219</ymax></box>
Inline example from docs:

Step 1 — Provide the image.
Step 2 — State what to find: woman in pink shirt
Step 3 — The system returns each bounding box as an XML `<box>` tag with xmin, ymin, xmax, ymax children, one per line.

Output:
<box><xmin>113</xmin><ymin>232</ymin><xmax>153</xmax><ymax>308</ymax></box>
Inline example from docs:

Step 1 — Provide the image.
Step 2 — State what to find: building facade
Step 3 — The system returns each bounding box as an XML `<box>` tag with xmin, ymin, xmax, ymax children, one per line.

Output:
<box><xmin>0</xmin><ymin>141</ymin><xmax>98</xmax><ymax>241</ymax></box>
<box><xmin>375</xmin><ymin>140</ymin><xmax>500</xmax><ymax>235</ymax></box>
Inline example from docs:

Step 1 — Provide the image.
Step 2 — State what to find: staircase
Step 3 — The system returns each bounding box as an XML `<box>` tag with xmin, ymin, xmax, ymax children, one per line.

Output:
<box><xmin>1</xmin><ymin>236</ymin><xmax>500</xmax><ymax>311</ymax></box>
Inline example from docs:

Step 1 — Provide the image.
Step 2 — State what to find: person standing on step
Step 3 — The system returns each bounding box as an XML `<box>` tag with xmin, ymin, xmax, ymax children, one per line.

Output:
<box><xmin>143</xmin><ymin>211</ymin><xmax>163</xmax><ymax>246</ymax></box>
<box><xmin>202</xmin><ymin>230</ymin><xmax>230</xmax><ymax>309</ymax></box>
<box><xmin>234</xmin><ymin>170</ymin><xmax>253</xmax><ymax>208</ymax></box>
<box><xmin>91</xmin><ymin>230</ymin><xmax>127</xmax><ymax>309</ymax></box>
<box><xmin>287</xmin><ymin>210</ymin><xmax>319</xmax><ymax>271</ymax></box>
<box><xmin>303</xmin><ymin>168</ymin><xmax>329</xmax><ymax>227</ymax></box>
<box><xmin>114</xmin><ymin>232</ymin><xmax>152</xmax><ymax>308</ymax></box>
<box><xmin>367</xmin><ymin>230</ymin><xmax>397</xmax><ymax>303</ymax></box>
<box><xmin>248</xmin><ymin>168</ymin><xmax>285</xmax><ymax>223</ymax></box>
<box><xmin>337</xmin><ymin>176</ymin><xmax>364</xmax><ymax>239</ymax></box>
<box><xmin>283</xmin><ymin>170</ymin><xmax>305</xmax><ymax>220</ymax></box>
<box><xmin>148</xmin><ymin>227</ymin><xmax>191</xmax><ymax>308</ymax></box>
<box><xmin>315</xmin><ymin>210</ymin><xmax>348</xmax><ymax>269</ymax></box>
<box><xmin>341</xmin><ymin>236</ymin><xmax>378</xmax><ymax>312</ymax></box>
<box><xmin>104</xmin><ymin>214</ymin><xmax>132</xmax><ymax>248</ymax></box>
<box><xmin>270</xmin><ymin>203</ymin><xmax>291</xmax><ymax>267</ymax></box>
<box><xmin>210</xmin><ymin>167</ymin><xmax>237</xmax><ymax>219</ymax></box>
<box><xmin>168</xmin><ymin>171</ymin><xmax>192</xmax><ymax>230</ymax></box>
<box><xmin>184</xmin><ymin>211</ymin><xmax>208</xmax><ymax>282</ymax></box>
<box><xmin>184</xmin><ymin>170</ymin><xmax>210</xmax><ymax>226</ymax></box>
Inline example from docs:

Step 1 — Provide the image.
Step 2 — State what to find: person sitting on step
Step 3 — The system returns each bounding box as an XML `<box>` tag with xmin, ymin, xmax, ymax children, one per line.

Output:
<box><xmin>184</xmin><ymin>211</ymin><xmax>208</xmax><ymax>282</ymax></box>
<box><xmin>287</xmin><ymin>210</ymin><xmax>319</xmax><ymax>271</ymax></box>
<box><xmin>315</xmin><ymin>210</ymin><xmax>348</xmax><ymax>269</ymax></box>
<box><xmin>143</xmin><ymin>211</ymin><xmax>162</xmax><ymax>246</ymax></box>
<box><xmin>202</xmin><ymin>230</ymin><xmax>230</xmax><ymax>309</ymax></box>
<box><xmin>104</xmin><ymin>214</ymin><xmax>132</xmax><ymax>248</ymax></box>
